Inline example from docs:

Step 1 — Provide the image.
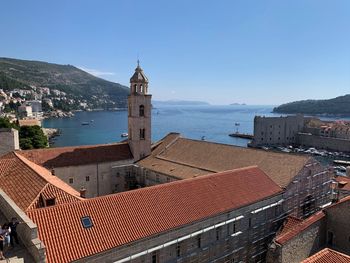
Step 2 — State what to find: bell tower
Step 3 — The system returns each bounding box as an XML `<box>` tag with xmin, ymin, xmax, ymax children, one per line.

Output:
<box><xmin>128</xmin><ymin>61</ymin><xmax>152</xmax><ymax>161</ymax></box>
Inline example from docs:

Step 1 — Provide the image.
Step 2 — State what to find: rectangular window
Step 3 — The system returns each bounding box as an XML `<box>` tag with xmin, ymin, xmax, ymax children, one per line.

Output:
<box><xmin>216</xmin><ymin>227</ymin><xmax>221</xmax><ymax>241</ymax></box>
<box><xmin>176</xmin><ymin>243</ymin><xmax>181</xmax><ymax>257</ymax></box>
<box><xmin>140</xmin><ymin>129</ymin><xmax>145</xmax><ymax>140</ymax></box>
<box><xmin>69</xmin><ymin>178</ymin><xmax>73</xmax><ymax>184</ymax></box>
<box><xmin>197</xmin><ymin>235</ymin><xmax>201</xmax><ymax>248</ymax></box>
<box><xmin>152</xmin><ymin>251</ymin><xmax>158</xmax><ymax>263</ymax></box>
<box><xmin>85</xmin><ymin>176</ymin><xmax>90</xmax><ymax>182</ymax></box>
<box><xmin>156</xmin><ymin>174</ymin><xmax>160</xmax><ymax>182</ymax></box>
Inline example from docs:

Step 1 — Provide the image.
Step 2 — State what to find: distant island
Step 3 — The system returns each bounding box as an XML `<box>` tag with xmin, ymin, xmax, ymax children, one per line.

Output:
<box><xmin>230</xmin><ymin>103</ymin><xmax>246</xmax><ymax>106</ymax></box>
<box><xmin>273</xmin><ymin>94</ymin><xmax>350</xmax><ymax>115</ymax></box>
<box><xmin>153</xmin><ymin>100</ymin><xmax>210</xmax><ymax>106</ymax></box>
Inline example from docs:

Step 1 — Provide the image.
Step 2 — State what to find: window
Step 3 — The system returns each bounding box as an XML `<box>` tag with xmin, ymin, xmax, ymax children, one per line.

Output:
<box><xmin>140</xmin><ymin>84</ymin><xmax>143</xmax><ymax>93</ymax></box>
<box><xmin>166</xmin><ymin>177</ymin><xmax>170</xmax><ymax>183</ymax></box>
<box><xmin>81</xmin><ymin>216</ymin><xmax>93</xmax><ymax>228</ymax></box>
<box><xmin>86</xmin><ymin>176</ymin><xmax>90</xmax><ymax>182</ymax></box>
<box><xmin>156</xmin><ymin>174</ymin><xmax>160</xmax><ymax>182</ymax></box>
<box><xmin>69</xmin><ymin>178</ymin><xmax>73</xmax><ymax>184</ymax></box>
<box><xmin>176</xmin><ymin>243</ymin><xmax>181</xmax><ymax>257</ymax></box>
<box><xmin>134</xmin><ymin>84</ymin><xmax>138</xmax><ymax>93</ymax></box>
<box><xmin>197</xmin><ymin>235</ymin><xmax>201</xmax><ymax>248</ymax></box>
<box><xmin>216</xmin><ymin>227</ymin><xmax>221</xmax><ymax>240</ymax></box>
<box><xmin>249</xmin><ymin>218</ymin><xmax>252</xmax><ymax>228</ymax></box>
<box><xmin>233</xmin><ymin>223</ymin><xmax>236</xmax><ymax>233</ymax></box>
<box><xmin>151</xmin><ymin>251</ymin><xmax>158</xmax><ymax>263</ymax></box>
<box><xmin>328</xmin><ymin>231</ymin><xmax>334</xmax><ymax>246</ymax></box>
<box><xmin>139</xmin><ymin>105</ymin><xmax>145</xmax><ymax>117</ymax></box>
<box><xmin>46</xmin><ymin>198</ymin><xmax>55</xmax><ymax>207</ymax></box>
<box><xmin>140</xmin><ymin>129</ymin><xmax>145</xmax><ymax>140</ymax></box>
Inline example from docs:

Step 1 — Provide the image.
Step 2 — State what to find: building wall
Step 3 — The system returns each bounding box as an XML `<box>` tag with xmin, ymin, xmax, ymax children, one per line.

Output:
<box><xmin>325</xmin><ymin>200</ymin><xmax>350</xmax><ymax>254</ymax></box>
<box><xmin>0</xmin><ymin>128</ymin><xmax>20</xmax><ymax>156</ymax></box>
<box><xmin>75</xmin><ymin>193</ymin><xmax>284</xmax><ymax>263</ymax></box>
<box><xmin>53</xmin><ymin>159</ymin><xmax>133</xmax><ymax>198</ymax></box>
<box><xmin>283</xmin><ymin>159</ymin><xmax>331</xmax><ymax>218</ymax></box>
<box><xmin>298</xmin><ymin>133</ymin><xmax>350</xmax><ymax>152</ymax></box>
<box><xmin>266</xmin><ymin>218</ymin><xmax>326</xmax><ymax>263</ymax></box>
<box><xmin>251</xmin><ymin>115</ymin><xmax>304</xmax><ymax>147</ymax></box>
<box><xmin>0</xmin><ymin>190</ymin><xmax>46</xmax><ymax>263</ymax></box>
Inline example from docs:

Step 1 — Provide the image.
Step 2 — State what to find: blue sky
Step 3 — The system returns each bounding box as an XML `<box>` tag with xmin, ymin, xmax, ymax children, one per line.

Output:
<box><xmin>0</xmin><ymin>0</ymin><xmax>349</xmax><ymax>105</ymax></box>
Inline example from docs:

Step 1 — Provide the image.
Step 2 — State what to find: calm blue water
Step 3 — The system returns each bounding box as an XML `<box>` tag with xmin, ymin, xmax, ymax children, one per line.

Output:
<box><xmin>43</xmin><ymin>105</ymin><xmax>280</xmax><ymax>147</ymax></box>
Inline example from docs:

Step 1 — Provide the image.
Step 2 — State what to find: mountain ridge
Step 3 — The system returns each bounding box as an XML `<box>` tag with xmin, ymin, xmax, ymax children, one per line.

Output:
<box><xmin>0</xmin><ymin>57</ymin><xmax>129</xmax><ymax>110</ymax></box>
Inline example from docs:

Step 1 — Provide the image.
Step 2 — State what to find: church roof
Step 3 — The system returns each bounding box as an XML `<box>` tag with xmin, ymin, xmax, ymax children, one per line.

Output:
<box><xmin>27</xmin><ymin>166</ymin><xmax>282</xmax><ymax>263</ymax></box>
<box><xmin>138</xmin><ymin>133</ymin><xmax>313</xmax><ymax>187</ymax></box>
<box><xmin>0</xmin><ymin>152</ymin><xmax>81</xmax><ymax>211</ymax></box>
<box><xmin>17</xmin><ymin>142</ymin><xmax>133</xmax><ymax>168</ymax></box>
<box><xmin>130</xmin><ymin>63</ymin><xmax>149</xmax><ymax>83</ymax></box>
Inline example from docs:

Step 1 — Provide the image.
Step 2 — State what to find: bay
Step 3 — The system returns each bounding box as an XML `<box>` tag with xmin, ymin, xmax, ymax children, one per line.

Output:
<box><xmin>43</xmin><ymin>105</ymin><xmax>279</xmax><ymax>147</ymax></box>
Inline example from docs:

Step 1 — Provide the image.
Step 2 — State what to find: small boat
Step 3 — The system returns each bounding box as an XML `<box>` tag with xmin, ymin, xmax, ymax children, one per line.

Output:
<box><xmin>81</xmin><ymin>122</ymin><xmax>90</xmax><ymax>126</ymax></box>
<box><xmin>201</xmin><ymin>136</ymin><xmax>206</xmax><ymax>141</ymax></box>
<box><xmin>121</xmin><ymin>133</ymin><xmax>128</xmax><ymax>137</ymax></box>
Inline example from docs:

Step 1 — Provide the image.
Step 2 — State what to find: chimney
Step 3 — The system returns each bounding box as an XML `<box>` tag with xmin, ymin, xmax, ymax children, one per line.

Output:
<box><xmin>80</xmin><ymin>187</ymin><xmax>87</xmax><ymax>198</ymax></box>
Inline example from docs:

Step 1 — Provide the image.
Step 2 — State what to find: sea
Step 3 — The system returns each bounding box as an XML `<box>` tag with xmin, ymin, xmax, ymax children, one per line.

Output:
<box><xmin>42</xmin><ymin>105</ymin><xmax>278</xmax><ymax>147</ymax></box>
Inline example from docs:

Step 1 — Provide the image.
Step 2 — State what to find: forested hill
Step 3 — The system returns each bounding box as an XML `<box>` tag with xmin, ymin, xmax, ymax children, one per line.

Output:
<box><xmin>0</xmin><ymin>57</ymin><xmax>129</xmax><ymax>109</ymax></box>
<box><xmin>273</xmin><ymin>95</ymin><xmax>350</xmax><ymax>115</ymax></box>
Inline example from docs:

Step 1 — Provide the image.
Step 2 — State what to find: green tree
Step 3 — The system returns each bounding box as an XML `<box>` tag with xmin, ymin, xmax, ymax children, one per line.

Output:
<box><xmin>0</xmin><ymin>117</ymin><xmax>19</xmax><ymax>129</ymax></box>
<box><xmin>19</xmin><ymin>125</ymin><xmax>48</xmax><ymax>149</ymax></box>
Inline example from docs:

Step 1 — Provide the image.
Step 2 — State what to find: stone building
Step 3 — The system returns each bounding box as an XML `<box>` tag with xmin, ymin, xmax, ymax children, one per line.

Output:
<box><xmin>250</xmin><ymin>115</ymin><xmax>305</xmax><ymax>147</ymax></box>
<box><xmin>0</xmin><ymin>128</ymin><xmax>19</xmax><ymax>156</ymax></box>
<box><xmin>267</xmin><ymin>196</ymin><xmax>350</xmax><ymax>263</ymax></box>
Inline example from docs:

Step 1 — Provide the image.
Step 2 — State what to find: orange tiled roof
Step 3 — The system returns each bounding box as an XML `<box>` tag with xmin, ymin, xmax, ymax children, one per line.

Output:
<box><xmin>301</xmin><ymin>248</ymin><xmax>350</xmax><ymax>263</ymax></box>
<box><xmin>277</xmin><ymin>216</ymin><xmax>302</xmax><ymax>237</ymax></box>
<box><xmin>17</xmin><ymin>142</ymin><xmax>133</xmax><ymax>168</ymax></box>
<box><xmin>138</xmin><ymin>133</ymin><xmax>312</xmax><ymax>187</ymax></box>
<box><xmin>27</xmin><ymin>166</ymin><xmax>283</xmax><ymax>263</ymax></box>
<box><xmin>336</xmin><ymin>176</ymin><xmax>350</xmax><ymax>191</ymax></box>
<box><xmin>0</xmin><ymin>152</ymin><xmax>81</xmax><ymax>211</ymax></box>
<box><xmin>275</xmin><ymin>211</ymin><xmax>325</xmax><ymax>245</ymax></box>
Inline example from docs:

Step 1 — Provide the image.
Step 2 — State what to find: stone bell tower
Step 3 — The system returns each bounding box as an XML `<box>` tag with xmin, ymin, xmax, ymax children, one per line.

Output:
<box><xmin>128</xmin><ymin>61</ymin><xmax>152</xmax><ymax>161</ymax></box>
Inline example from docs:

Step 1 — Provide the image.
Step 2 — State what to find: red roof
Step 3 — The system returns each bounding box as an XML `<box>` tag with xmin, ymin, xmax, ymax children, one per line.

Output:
<box><xmin>27</xmin><ymin>166</ymin><xmax>282</xmax><ymax>263</ymax></box>
<box><xmin>275</xmin><ymin>211</ymin><xmax>325</xmax><ymax>245</ymax></box>
<box><xmin>301</xmin><ymin>248</ymin><xmax>350</xmax><ymax>263</ymax></box>
<box><xmin>336</xmin><ymin>176</ymin><xmax>350</xmax><ymax>191</ymax></box>
<box><xmin>0</xmin><ymin>152</ymin><xmax>81</xmax><ymax>211</ymax></box>
<box><xmin>17</xmin><ymin>142</ymin><xmax>133</xmax><ymax>168</ymax></box>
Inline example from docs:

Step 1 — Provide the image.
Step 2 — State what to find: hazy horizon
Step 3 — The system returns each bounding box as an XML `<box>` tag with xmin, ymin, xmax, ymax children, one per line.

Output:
<box><xmin>1</xmin><ymin>0</ymin><xmax>349</xmax><ymax>105</ymax></box>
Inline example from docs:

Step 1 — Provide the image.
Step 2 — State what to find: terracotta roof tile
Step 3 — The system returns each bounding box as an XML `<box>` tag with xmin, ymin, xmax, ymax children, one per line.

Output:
<box><xmin>277</xmin><ymin>216</ymin><xmax>302</xmax><ymax>237</ymax></box>
<box><xmin>0</xmin><ymin>152</ymin><xmax>81</xmax><ymax>211</ymax></box>
<box><xmin>27</xmin><ymin>166</ymin><xmax>283</xmax><ymax>263</ymax></box>
<box><xmin>275</xmin><ymin>211</ymin><xmax>325</xmax><ymax>245</ymax></box>
<box><xmin>138</xmin><ymin>134</ymin><xmax>311</xmax><ymax>187</ymax></box>
<box><xmin>17</xmin><ymin>142</ymin><xmax>133</xmax><ymax>168</ymax></box>
<box><xmin>336</xmin><ymin>176</ymin><xmax>350</xmax><ymax>191</ymax></box>
<box><xmin>301</xmin><ymin>248</ymin><xmax>350</xmax><ymax>263</ymax></box>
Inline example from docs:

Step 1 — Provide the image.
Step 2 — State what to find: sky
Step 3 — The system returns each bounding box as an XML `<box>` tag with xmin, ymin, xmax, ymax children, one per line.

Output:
<box><xmin>0</xmin><ymin>0</ymin><xmax>349</xmax><ymax>105</ymax></box>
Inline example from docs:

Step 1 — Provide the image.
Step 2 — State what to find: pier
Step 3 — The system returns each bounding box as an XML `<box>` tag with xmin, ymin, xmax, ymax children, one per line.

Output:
<box><xmin>229</xmin><ymin>132</ymin><xmax>253</xmax><ymax>140</ymax></box>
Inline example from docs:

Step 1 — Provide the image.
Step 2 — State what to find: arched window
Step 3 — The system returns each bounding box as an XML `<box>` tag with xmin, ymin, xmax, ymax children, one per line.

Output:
<box><xmin>140</xmin><ymin>84</ymin><xmax>143</xmax><ymax>93</ymax></box>
<box><xmin>134</xmin><ymin>84</ymin><xmax>138</xmax><ymax>93</ymax></box>
<box><xmin>139</xmin><ymin>105</ymin><xmax>145</xmax><ymax>117</ymax></box>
